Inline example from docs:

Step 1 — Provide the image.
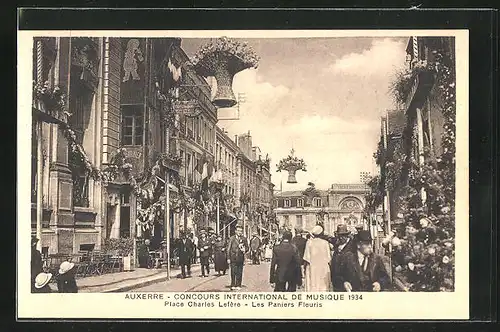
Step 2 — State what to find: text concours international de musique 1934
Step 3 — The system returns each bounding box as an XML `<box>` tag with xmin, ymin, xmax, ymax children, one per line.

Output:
<box><xmin>124</xmin><ymin>293</ymin><xmax>364</xmax><ymax>308</ymax></box>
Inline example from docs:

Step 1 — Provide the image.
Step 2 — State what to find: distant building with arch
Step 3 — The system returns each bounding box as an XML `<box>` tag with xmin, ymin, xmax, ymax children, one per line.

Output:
<box><xmin>273</xmin><ymin>183</ymin><xmax>383</xmax><ymax>236</ymax></box>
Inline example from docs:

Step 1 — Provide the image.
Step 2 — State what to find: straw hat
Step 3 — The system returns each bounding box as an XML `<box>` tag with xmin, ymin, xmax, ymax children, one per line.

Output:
<box><xmin>311</xmin><ymin>225</ymin><xmax>323</xmax><ymax>236</ymax></box>
<box><xmin>58</xmin><ymin>261</ymin><xmax>75</xmax><ymax>275</ymax></box>
<box><xmin>34</xmin><ymin>272</ymin><xmax>52</xmax><ymax>289</ymax></box>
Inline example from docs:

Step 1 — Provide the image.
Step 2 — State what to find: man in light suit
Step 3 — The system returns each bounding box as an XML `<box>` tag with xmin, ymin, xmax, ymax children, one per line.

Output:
<box><xmin>226</xmin><ymin>225</ymin><xmax>249</xmax><ymax>290</ymax></box>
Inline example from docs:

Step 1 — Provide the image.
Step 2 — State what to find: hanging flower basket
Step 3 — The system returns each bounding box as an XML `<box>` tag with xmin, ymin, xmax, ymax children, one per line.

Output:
<box><xmin>276</xmin><ymin>150</ymin><xmax>307</xmax><ymax>184</ymax></box>
<box><xmin>191</xmin><ymin>37</ymin><xmax>260</xmax><ymax>108</ymax></box>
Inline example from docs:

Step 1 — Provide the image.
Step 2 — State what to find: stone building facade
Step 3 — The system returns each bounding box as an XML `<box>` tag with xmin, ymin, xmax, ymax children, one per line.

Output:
<box><xmin>273</xmin><ymin>183</ymin><xmax>383</xmax><ymax>236</ymax></box>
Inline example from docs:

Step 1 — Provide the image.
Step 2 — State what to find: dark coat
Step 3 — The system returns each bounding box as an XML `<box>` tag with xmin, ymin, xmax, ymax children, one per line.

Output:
<box><xmin>269</xmin><ymin>240</ymin><xmax>302</xmax><ymax>285</ymax></box>
<box><xmin>198</xmin><ymin>238</ymin><xmax>212</xmax><ymax>258</ymax></box>
<box><xmin>331</xmin><ymin>238</ymin><xmax>357</xmax><ymax>290</ymax></box>
<box><xmin>176</xmin><ymin>238</ymin><xmax>194</xmax><ymax>265</ymax></box>
<box><xmin>213</xmin><ymin>240</ymin><xmax>228</xmax><ymax>271</ymax></box>
<box><xmin>250</xmin><ymin>236</ymin><xmax>261</xmax><ymax>251</ymax></box>
<box><xmin>336</xmin><ymin>251</ymin><xmax>391</xmax><ymax>292</ymax></box>
<box><xmin>291</xmin><ymin>236</ymin><xmax>307</xmax><ymax>263</ymax></box>
<box><xmin>57</xmin><ymin>274</ymin><xmax>78</xmax><ymax>293</ymax></box>
<box><xmin>227</xmin><ymin>235</ymin><xmax>249</xmax><ymax>263</ymax></box>
<box><xmin>31</xmin><ymin>248</ymin><xmax>43</xmax><ymax>277</ymax></box>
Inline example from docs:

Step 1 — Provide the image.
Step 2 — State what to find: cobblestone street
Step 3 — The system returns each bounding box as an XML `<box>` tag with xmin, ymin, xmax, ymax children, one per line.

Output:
<box><xmin>132</xmin><ymin>261</ymin><xmax>278</xmax><ymax>292</ymax></box>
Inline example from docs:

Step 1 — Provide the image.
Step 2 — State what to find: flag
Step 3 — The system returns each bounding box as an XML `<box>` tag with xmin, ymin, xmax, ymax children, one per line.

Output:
<box><xmin>167</xmin><ymin>59</ymin><xmax>182</xmax><ymax>83</ymax></box>
<box><xmin>195</xmin><ymin>153</ymin><xmax>213</xmax><ymax>200</ymax></box>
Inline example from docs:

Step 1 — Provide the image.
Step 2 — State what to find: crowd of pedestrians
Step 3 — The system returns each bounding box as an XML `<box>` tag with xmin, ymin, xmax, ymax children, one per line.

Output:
<box><xmin>268</xmin><ymin>224</ymin><xmax>392</xmax><ymax>292</ymax></box>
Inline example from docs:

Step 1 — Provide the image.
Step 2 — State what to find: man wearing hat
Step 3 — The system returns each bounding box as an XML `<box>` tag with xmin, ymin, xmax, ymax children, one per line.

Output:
<box><xmin>31</xmin><ymin>236</ymin><xmax>43</xmax><ymax>293</ymax></box>
<box><xmin>336</xmin><ymin>230</ymin><xmax>391</xmax><ymax>292</ymax></box>
<box><xmin>330</xmin><ymin>224</ymin><xmax>357</xmax><ymax>291</ymax></box>
<box><xmin>226</xmin><ymin>224</ymin><xmax>249</xmax><ymax>290</ymax></box>
<box><xmin>176</xmin><ymin>231</ymin><xmax>194</xmax><ymax>278</ymax></box>
<box><xmin>34</xmin><ymin>272</ymin><xmax>53</xmax><ymax>293</ymax></box>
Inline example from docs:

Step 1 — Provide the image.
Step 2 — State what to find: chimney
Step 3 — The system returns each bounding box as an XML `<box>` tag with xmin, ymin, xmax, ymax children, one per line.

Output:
<box><xmin>234</xmin><ymin>135</ymin><xmax>238</xmax><ymax>145</ymax></box>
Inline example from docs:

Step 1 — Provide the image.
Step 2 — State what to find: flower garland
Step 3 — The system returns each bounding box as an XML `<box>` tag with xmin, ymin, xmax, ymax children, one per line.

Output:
<box><xmin>376</xmin><ymin>48</ymin><xmax>456</xmax><ymax>291</ymax></box>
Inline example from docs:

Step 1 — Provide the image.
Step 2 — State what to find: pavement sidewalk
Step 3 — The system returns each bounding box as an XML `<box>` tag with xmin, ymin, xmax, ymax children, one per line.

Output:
<box><xmin>49</xmin><ymin>264</ymin><xmax>202</xmax><ymax>293</ymax></box>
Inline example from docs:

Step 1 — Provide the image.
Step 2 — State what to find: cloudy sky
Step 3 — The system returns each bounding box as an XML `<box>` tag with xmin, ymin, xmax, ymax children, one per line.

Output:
<box><xmin>182</xmin><ymin>37</ymin><xmax>409</xmax><ymax>191</ymax></box>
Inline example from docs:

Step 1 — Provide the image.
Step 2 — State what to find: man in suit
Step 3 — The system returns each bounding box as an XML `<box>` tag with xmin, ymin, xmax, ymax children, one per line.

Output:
<box><xmin>291</xmin><ymin>229</ymin><xmax>307</xmax><ymax>263</ymax></box>
<box><xmin>226</xmin><ymin>225</ymin><xmax>249</xmax><ymax>290</ymax></box>
<box><xmin>269</xmin><ymin>231</ymin><xmax>302</xmax><ymax>292</ymax></box>
<box><xmin>176</xmin><ymin>231</ymin><xmax>194</xmax><ymax>278</ymax></box>
<box><xmin>198</xmin><ymin>231</ymin><xmax>212</xmax><ymax>277</ymax></box>
<box><xmin>331</xmin><ymin>224</ymin><xmax>356</xmax><ymax>290</ymax></box>
<box><xmin>250</xmin><ymin>233</ymin><xmax>262</xmax><ymax>265</ymax></box>
<box><xmin>337</xmin><ymin>230</ymin><xmax>391</xmax><ymax>292</ymax></box>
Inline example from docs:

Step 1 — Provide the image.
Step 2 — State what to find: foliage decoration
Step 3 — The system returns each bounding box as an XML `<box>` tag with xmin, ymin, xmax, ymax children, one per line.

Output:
<box><xmin>390</xmin><ymin>60</ymin><xmax>436</xmax><ymax>105</ymax></box>
<box><xmin>374</xmin><ymin>46</ymin><xmax>456</xmax><ymax>292</ymax></box>
<box><xmin>33</xmin><ymin>80</ymin><xmax>72</xmax><ymax>123</ymax></box>
<box><xmin>102</xmin><ymin>237</ymin><xmax>135</xmax><ymax>256</ymax></box>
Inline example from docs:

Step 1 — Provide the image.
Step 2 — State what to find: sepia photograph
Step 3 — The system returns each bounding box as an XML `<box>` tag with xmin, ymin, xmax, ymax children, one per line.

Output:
<box><xmin>18</xmin><ymin>29</ymin><xmax>469</xmax><ymax>320</ymax></box>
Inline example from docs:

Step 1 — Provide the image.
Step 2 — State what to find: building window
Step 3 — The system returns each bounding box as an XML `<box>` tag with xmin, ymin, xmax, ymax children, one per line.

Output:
<box><xmin>121</xmin><ymin>105</ymin><xmax>144</xmax><ymax>146</ymax></box>
<box><xmin>297</xmin><ymin>199</ymin><xmax>304</xmax><ymax>208</ymax></box>
<box><xmin>314</xmin><ymin>197</ymin><xmax>322</xmax><ymax>207</ymax></box>
<box><xmin>284</xmin><ymin>199</ymin><xmax>291</xmax><ymax>208</ymax></box>
<box><xmin>296</xmin><ymin>215</ymin><xmax>303</xmax><ymax>228</ymax></box>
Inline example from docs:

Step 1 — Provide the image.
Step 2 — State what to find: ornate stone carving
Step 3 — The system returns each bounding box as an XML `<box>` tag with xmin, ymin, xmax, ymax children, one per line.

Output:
<box><xmin>71</xmin><ymin>37</ymin><xmax>100</xmax><ymax>91</ymax></box>
<box><xmin>340</xmin><ymin>198</ymin><xmax>361</xmax><ymax>210</ymax></box>
<box><xmin>123</xmin><ymin>39</ymin><xmax>144</xmax><ymax>82</ymax></box>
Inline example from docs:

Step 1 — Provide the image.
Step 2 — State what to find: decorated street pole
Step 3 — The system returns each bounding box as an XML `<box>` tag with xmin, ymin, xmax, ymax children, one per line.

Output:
<box><xmin>216</xmin><ymin>195</ymin><xmax>220</xmax><ymax>235</ymax></box>
<box><xmin>164</xmin><ymin>169</ymin><xmax>171</xmax><ymax>280</ymax></box>
<box><xmin>35</xmin><ymin>120</ymin><xmax>43</xmax><ymax>252</ymax></box>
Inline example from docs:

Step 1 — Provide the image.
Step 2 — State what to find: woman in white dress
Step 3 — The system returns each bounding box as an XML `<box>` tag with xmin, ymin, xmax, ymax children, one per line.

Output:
<box><xmin>303</xmin><ymin>225</ymin><xmax>333</xmax><ymax>292</ymax></box>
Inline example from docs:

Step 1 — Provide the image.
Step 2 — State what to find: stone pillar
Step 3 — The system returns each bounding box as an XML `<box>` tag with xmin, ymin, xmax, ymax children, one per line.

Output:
<box><xmin>110</xmin><ymin>194</ymin><xmax>121</xmax><ymax>239</ymax></box>
<box><xmin>48</xmin><ymin>127</ymin><xmax>75</xmax><ymax>254</ymax></box>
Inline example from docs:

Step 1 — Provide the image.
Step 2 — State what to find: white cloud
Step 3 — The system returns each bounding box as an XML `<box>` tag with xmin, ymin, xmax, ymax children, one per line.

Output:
<box><xmin>288</xmin><ymin>115</ymin><xmax>376</xmax><ymax>134</ymax></box>
<box><xmin>329</xmin><ymin>38</ymin><xmax>407</xmax><ymax>77</ymax></box>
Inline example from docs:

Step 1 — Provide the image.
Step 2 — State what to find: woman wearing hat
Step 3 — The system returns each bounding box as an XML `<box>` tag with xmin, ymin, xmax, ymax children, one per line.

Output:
<box><xmin>34</xmin><ymin>272</ymin><xmax>53</xmax><ymax>293</ymax></box>
<box><xmin>57</xmin><ymin>261</ymin><xmax>78</xmax><ymax>293</ymax></box>
<box><xmin>302</xmin><ymin>225</ymin><xmax>333</xmax><ymax>292</ymax></box>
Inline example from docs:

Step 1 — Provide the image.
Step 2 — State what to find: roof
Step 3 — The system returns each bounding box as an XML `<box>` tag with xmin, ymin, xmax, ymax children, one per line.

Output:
<box><xmin>275</xmin><ymin>190</ymin><xmax>328</xmax><ymax>197</ymax></box>
<box><xmin>386</xmin><ymin>110</ymin><xmax>406</xmax><ymax>136</ymax></box>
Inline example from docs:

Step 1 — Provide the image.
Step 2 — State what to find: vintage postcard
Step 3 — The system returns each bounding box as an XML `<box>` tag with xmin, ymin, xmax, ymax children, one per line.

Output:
<box><xmin>17</xmin><ymin>29</ymin><xmax>469</xmax><ymax>320</ymax></box>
